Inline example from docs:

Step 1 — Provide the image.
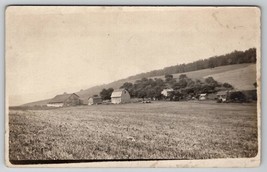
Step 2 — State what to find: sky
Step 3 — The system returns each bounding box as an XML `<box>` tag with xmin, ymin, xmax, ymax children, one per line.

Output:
<box><xmin>6</xmin><ymin>6</ymin><xmax>260</xmax><ymax>106</ymax></box>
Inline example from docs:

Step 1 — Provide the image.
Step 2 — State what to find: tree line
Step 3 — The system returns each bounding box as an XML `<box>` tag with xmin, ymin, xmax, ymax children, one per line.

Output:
<box><xmin>127</xmin><ymin>48</ymin><xmax>256</xmax><ymax>80</ymax></box>
<box><xmin>100</xmin><ymin>74</ymin><xmax>234</xmax><ymax>100</ymax></box>
<box><xmin>120</xmin><ymin>75</ymin><xmax>233</xmax><ymax>100</ymax></box>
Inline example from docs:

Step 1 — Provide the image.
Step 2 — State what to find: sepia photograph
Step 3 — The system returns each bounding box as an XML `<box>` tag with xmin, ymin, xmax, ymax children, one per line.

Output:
<box><xmin>5</xmin><ymin>6</ymin><xmax>261</xmax><ymax>167</ymax></box>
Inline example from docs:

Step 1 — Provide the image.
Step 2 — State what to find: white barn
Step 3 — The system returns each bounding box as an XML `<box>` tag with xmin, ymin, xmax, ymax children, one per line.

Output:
<box><xmin>111</xmin><ymin>89</ymin><xmax>131</xmax><ymax>104</ymax></box>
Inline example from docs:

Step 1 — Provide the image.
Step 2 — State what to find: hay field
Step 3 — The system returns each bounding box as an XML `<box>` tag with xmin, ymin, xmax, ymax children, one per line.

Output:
<box><xmin>9</xmin><ymin>101</ymin><xmax>258</xmax><ymax>161</ymax></box>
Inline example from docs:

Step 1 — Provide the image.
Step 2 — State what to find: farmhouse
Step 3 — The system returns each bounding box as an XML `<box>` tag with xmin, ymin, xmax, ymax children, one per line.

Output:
<box><xmin>217</xmin><ymin>91</ymin><xmax>228</xmax><ymax>102</ymax></box>
<box><xmin>111</xmin><ymin>89</ymin><xmax>130</xmax><ymax>104</ymax></box>
<box><xmin>161</xmin><ymin>88</ymin><xmax>174</xmax><ymax>97</ymax></box>
<box><xmin>47</xmin><ymin>93</ymin><xmax>80</xmax><ymax>107</ymax></box>
<box><xmin>88</xmin><ymin>97</ymin><xmax>102</xmax><ymax>105</ymax></box>
<box><xmin>199</xmin><ymin>93</ymin><xmax>207</xmax><ymax>100</ymax></box>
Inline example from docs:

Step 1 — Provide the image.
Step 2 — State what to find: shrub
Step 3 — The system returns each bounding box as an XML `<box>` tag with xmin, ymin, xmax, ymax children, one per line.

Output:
<box><xmin>229</xmin><ymin>91</ymin><xmax>247</xmax><ymax>103</ymax></box>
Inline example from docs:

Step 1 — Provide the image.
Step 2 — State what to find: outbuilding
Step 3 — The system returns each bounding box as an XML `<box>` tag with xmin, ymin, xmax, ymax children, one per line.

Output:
<box><xmin>47</xmin><ymin>93</ymin><xmax>80</xmax><ymax>107</ymax></box>
<box><xmin>88</xmin><ymin>97</ymin><xmax>102</xmax><ymax>105</ymax></box>
<box><xmin>199</xmin><ymin>93</ymin><xmax>207</xmax><ymax>100</ymax></box>
<box><xmin>217</xmin><ymin>91</ymin><xmax>228</xmax><ymax>102</ymax></box>
<box><xmin>111</xmin><ymin>89</ymin><xmax>131</xmax><ymax>104</ymax></box>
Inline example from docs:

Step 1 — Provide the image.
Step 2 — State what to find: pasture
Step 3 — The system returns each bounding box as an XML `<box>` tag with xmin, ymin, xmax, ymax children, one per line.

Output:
<box><xmin>8</xmin><ymin>101</ymin><xmax>258</xmax><ymax>161</ymax></box>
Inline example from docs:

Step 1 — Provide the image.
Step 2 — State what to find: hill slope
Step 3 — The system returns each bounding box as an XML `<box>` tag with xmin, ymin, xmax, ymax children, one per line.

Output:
<box><xmin>73</xmin><ymin>63</ymin><xmax>257</xmax><ymax>103</ymax></box>
<box><xmin>22</xmin><ymin>63</ymin><xmax>256</xmax><ymax>106</ymax></box>
<box><xmin>205</xmin><ymin>64</ymin><xmax>256</xmax><ymax>91</ymax></box>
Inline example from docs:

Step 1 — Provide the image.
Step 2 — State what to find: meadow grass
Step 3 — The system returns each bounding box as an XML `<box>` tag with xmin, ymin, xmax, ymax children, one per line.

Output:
<box><xmin>8</xmin><ymin>101</ymin><xmax>258</xmax><ymax>160</ymax></box>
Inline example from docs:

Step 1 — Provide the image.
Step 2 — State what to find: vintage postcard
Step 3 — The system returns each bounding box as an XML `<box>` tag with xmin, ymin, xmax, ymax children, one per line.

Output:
<box><xmin>5</xmin><ymin>6</ymin><xmax>261</xmax><ymax>167</ymax></box>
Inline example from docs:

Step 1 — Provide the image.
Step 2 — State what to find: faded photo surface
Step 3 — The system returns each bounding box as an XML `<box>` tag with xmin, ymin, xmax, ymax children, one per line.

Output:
<box><xmin>5</xmin><ymin>6</ymin><xmax>261</xmax><ymax>167</ymax></box>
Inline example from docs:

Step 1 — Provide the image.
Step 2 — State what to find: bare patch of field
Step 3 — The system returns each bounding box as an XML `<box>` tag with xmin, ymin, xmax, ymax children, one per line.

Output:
<box><xmin>9</xmin><ymin>101</ymin><xmax>258</xmax><ymax>161</ymax></box>
<box><xmin>205</xmin><ymin>64</ymin><xmax>256</xmax><ymax>90</ymax></box>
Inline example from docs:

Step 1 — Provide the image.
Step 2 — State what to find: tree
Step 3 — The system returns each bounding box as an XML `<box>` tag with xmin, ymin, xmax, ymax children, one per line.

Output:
<box><xmin>205</xmin><ymin>77</ymin><xmax>219</xmax><ymax>87</ymax></box>
<box><xmin>177</xmin><ymin>78</ymin><xmax>187</xmax><ymax>88</ymax></box>
<box><xmin>223</xmin><ymin>82</ymin><xmax>233</xmax><ymax>89</ymax></box>
<box><xmin>229</xmin><ymin>91</ymin><xmax>246</xmax><ymax>102</ymax></box>
<box><xmin>201</xmin><ymin>84</ymin><xmax>215</xmax><ymax>93</ymax></box>
<box><xmin>124</xmin><ymin>48</ymin><xmax>256</xmax><ymax>81</ymax></box>
<box><xmin>253</xmin><ymin>82</ymin><xmax>257</xmax><ymax>88</ymax></box>
<box><xmin>179</xmin><ymin>74</ymin><xmax>187</xmax><ymax>80</ymax></box>
<box><xmin>208</xmin><ymin>58</ymin><xmax>215</xmax><ymax>68</ymax></box>
<box><xmin>165</xmin><ymin>74</ymin><xmax>174</xmax><ymax>82</ymax></box>
<box><xmin>100</xmin><ymin>88</ymin><xmax>114</xmax><ymax>100</ymax></box>
<box><xmin>120</xmin><ymin>82</ymin><xmax>134</xmax><ymax>96</ymax></box>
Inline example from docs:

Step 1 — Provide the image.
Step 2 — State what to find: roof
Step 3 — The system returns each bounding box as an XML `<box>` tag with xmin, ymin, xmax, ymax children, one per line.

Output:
<box><xmin>48</xmin><ymin>93</ymin><xmax>79</xmax><ymax>103</ymax></box>
<box><xmin>162</xmin><ymin>88</ymin><xmax>174</xmax><ymax>92</ymax></box>
<box><xmin>89</xmin><ymin>97</ymin><xmax>102</xmax><ymax>100</ymax></box>
<box><xmin>217</xmin><ymin>91</ymin><xmax>228</xmax><ymax>96</ymax></box>
<box><xmin>111</xmin><ymin>89</ymin><xmax>127</xmax><ymax>98</ymax></box>
<box><xmin>200</xmin><ymin>93</ymin><xmax>207</xmax><ymax>96</ymax></box>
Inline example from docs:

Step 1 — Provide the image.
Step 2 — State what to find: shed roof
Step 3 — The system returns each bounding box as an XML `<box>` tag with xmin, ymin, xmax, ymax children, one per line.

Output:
<box><xmin>49</xmin><ymin>93</ymin><xmax>79</xmax><ymax>103</ymax></box>
<box><xmin>111</xmin><ymin>89</ymin><xmax>127</xmax><ymax>98</ymax></box>
<box><xmin>163</xmin><ymin>88</ymin><xmax>174</xmax><ymax>91</ymax></box>
<box><xmin>89</xmin><ymin>97</ymin><xmax>102</xmax><ymax>100</ymax></box>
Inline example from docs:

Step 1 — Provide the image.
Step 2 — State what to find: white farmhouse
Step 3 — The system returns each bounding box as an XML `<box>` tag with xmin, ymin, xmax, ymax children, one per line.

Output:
<box><xmin>161</xmin><ymin>88</ymin><xmax>174</xmax><ymax>97</ymax></box>
<box><xmin>199</xmin><ymin>93</ymin><xmax>207</xmax><ymax>100</ymax></box>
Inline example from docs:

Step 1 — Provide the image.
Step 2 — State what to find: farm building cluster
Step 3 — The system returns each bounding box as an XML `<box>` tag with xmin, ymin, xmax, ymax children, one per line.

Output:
<box><xmin>47</xmin><ymin>89</ymin><xmax>131</xmax><ymax>107</ymax></box>
<box><xmin>46</xmin><ymin>86</ymin><xmax>257</xmax><ymax>108</ymax></box>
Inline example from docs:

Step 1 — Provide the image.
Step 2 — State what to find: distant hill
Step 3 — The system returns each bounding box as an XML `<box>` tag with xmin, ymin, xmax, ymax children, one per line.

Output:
<box><xmin>21</xmin><ymin>48</ymin><xmax>257</xmax><ymax>106</ymax></box>
<box><xmin>149</xmin><ymin>63</ymin><xmax>256</xmax><ymax>90</ymax></box>
<box><xmin>21</xmin><ymin>98</ymin><xmax>51</xmax><ymax>107</ymax></box>
<box><xmin>127</xmin><ymin>48</ymin><xmax>256</xmax><ymax>80</ymax></box>
<box><xmin>22</xmin><ymin>63</ymin><xmax>256</xmax><ymax>106</ymax></box>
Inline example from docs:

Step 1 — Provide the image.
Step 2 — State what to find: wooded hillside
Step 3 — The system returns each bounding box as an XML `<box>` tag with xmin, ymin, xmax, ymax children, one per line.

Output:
<box><xmin>127</xmin><ymin>48</ymin><xmax>256</xmax><ymax>80</ymax></box>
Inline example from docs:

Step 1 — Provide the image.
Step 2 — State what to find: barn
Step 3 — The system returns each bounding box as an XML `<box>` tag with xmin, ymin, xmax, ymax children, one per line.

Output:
<box><xmin>47</xmin><ymin>93</ymin><xmax>80</xmax><ymax>107</ymax></box>
<box><xmin>111</xmin><ymin>89</ymin><xmax>130</xmax><ymax>104</ymax></box>
<box><xmin>88</xmin><ymin>97</ymin><xmax>102</xmax><ymax>105</ymax></box>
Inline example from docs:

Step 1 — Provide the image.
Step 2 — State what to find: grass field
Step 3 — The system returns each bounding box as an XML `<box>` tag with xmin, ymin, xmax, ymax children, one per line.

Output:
<box><xmin>9</xmin><ymin>101</ymin><xmax>258</xmax><ymax>161</ymax></box>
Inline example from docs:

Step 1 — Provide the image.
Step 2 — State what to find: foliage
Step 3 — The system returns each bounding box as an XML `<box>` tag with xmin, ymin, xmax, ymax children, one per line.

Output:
<box><xmin>120</xmin><ymin>82</ymin><xmax>134</xmax><ymax>97</ymax></box>
<box><xmin>118</xmin><ymin>74</ymin><xmax>233</xmax><ymax>100</ymax></box>
<box><xmin>100</xmin><ymin>88</ymin><xmax>114</xmax><ymax>100</ymax></box>
<box><xmin>253</xmin><ymin>82</ymin><xmax>257</xmax><ymax>88</ymax></box>
<box><xmin>205</xmin><ymin>77</ymin><xmax>219</xmax><ymax>87</ymax></box>
<box><xmin>127</xmin><ymin>48</ymin><xmax>256</xmax><ymax>80</ymax></box>
<box><xmin>223</xmin><ymin>83</ymin><xmax>234</xmax><ymax>89</ymax></box>
<box><xmin>229</xmin><ymin>91</ymin><xmax>247</xmax><ymax>102</ymax></box>
<box><xmin>165</xmin><ymin>74</ymin><xmax>174</xmax><ymax>82</ymax></box>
